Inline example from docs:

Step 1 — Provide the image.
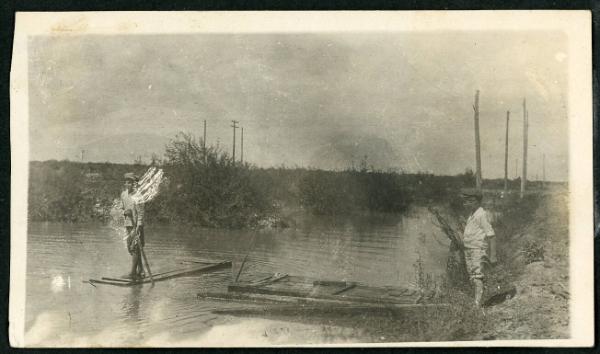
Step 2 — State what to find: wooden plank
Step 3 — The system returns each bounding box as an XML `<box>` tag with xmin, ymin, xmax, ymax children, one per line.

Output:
<box><xmin>90</xmin><ymin>260</ymin><xmax>231</xmax><ymax>287</ymax></box>
<box><xmin>199</xmin><ymin>291</ymin><xmax>448</xmax><ymax>310</ymax></box>
<box><xmin>248</xmin><ymin>274</ymin><xmax>275</xmax><ymax>285</ymax></box>
<box><xmin>228</xmin><ymin>283</ymin><xmax>311</xmax><ymax>298</ymax></box>
<box><xmin>262</xmin><ymin>273</ymin><xmax>288</xmax><ymax>285</ymax></box>
<box><xmin>102</xmin><ymin>277</ymin><xmax>134</xmax><ymax>283</ymax></box>
<box><xmin>331</xmin><ymin>283</ymin><xmax>356</xmax><ymax>295</ymax></box>
<box><xmin>386</xmin><ymin>288</ymin><xmax>409</xmax><ymax>297</ymax></box>
<box><xmin>313</xmin><ymin>280</ymin><xmax>350</xmax><ymax>287</ymax></box>
<box><xmin>89</xmin><ymin>279</ymin><xmax>135</xmax><ymax>287</ymax></box>
<box><xmin>227</xmin><ymin>283</ymin><xmax>417</xmax><ymax>305</ymax></box>
<box><xmin>181</xmin><ymin>259</ymin><xmax>220</xmax><ymax>264</ymax></box>
<box><xmin>249</xmin><ymin>273</ymin><xmax>288</xmax><ymax>287</ymax></box>
<box><xmin>103</xmin><ymin>261</ymin><xmax>229</xmax><ymax>282</ymax></box>
<box><xmin>147</xmin><ymin>261</ymin><xmax>231</xmax><ymax>283</ymax></box>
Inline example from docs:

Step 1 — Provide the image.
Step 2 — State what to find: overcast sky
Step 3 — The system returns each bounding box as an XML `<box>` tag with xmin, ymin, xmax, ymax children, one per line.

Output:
<box><xmin>28</xmin><ymin>32</ymin><xmax>568</xmax><ymax>180</ymax></box>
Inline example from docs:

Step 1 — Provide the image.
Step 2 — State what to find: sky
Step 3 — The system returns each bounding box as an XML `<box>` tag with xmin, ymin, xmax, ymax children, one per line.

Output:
<box><xmin>28</xmin><ymin>31</ymin><xmax>569</xmax><ymax>181</ymax></box>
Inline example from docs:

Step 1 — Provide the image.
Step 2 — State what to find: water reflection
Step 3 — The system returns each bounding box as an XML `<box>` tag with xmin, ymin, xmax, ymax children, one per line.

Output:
<box><xmin>122</xmin><ymin>286</ymin><xmax>142</xmax><ymax>323</ymax></box>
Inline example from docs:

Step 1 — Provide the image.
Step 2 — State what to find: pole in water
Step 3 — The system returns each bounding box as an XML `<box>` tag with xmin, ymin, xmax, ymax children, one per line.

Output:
<box><xmin>133</xmin><ymin>227</ymin><xmax>154</xmax><ymax>285</ymax></box>
<box><xmin>234</xmin><ymin>233</ymin><xmax>258</xmax><ymax>283</ymax></box>
<box><xmin>139</xmin><ymin>242</ymin><xmax>155</xmax><ymax>285</ymax></box>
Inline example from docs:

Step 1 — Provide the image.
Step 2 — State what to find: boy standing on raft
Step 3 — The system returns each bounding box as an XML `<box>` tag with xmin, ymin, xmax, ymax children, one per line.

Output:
<box><xmin>121</xmin><ymin>172</ymin><xmax>145</xmax><ymax>280</ymax></box>
<box><xmin>461</xmin><ymin>190</ymin><xmax>497</xmax><ymax>306</ymax></box>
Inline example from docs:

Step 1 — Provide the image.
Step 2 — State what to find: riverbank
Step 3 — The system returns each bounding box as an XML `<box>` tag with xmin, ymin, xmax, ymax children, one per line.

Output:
<box><xmin>478</xmin><ymin>190</ymin><xmax>569</xmax><ymax>340</ymax></box>
<box><xmin>348</xmin><ymin>189</ymin><xmax>571</xmax><ymax>343</ymax></box>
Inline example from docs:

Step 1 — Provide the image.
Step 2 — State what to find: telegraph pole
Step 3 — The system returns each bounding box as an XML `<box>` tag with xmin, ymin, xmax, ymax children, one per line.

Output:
<box><xmin>203</xmin><ymin>120</ymin><xmax>207</xmax><ymax>150</ymax></box>
<box><xmin>542</xmin><ymin>153</ymin><xmax>546</xmax><ymax>187</ymax></box>
<box><xmin>81</xmin><ymin>149</ymin><xmax>85</xmax><ymax>162</ymax></box>
<box><xmin>520</xmin><ymin>98</ymin><xmax>528</xmax><ymax>199</ymax></box>
<box><xmin>504</xmin><ymin>110</ymin><xmax>510</xmax><ymax>193</ymax></box>
<box><xmin>231</xmin><ymin>120</ymin><xmax>239</xmax><ymax>163</ymax></box>
<box><xmin>203</xmin><ymin>120</ymin><xmax>207</xmax><ymax>164</ymax></box>
<box><xmin>473</xmin><ymin>90</ymin><xmax>482</xmax><ymax>191</ymax></box>
<box><xmin>241</xmin><ymin>127</ymin><xmax>244</xmax><ymax>164</ymax></box>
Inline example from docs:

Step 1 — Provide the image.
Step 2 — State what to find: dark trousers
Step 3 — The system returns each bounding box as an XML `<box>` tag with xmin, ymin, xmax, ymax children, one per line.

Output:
<box><xmin>125</xmin><ymin>226</ymin><xmax>145</xmax><ymax>277</ymax></box>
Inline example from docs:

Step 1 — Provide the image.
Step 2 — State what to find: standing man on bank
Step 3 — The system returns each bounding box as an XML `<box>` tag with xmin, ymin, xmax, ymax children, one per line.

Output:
<box><xmin>461</xmin><ymin>190</ymin><xmax>497</xmax><ymax>306</ymax></box>
<box><xmin>121</xmin><ymin>172</ymin><xmax>145</xmax><ymax>280</ymax></box>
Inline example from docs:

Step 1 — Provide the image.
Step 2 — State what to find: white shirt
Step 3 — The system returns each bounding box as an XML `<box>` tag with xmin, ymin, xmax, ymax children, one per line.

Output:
<box><xmin>121</xmin><ymin>189</ymin><xmax>144</xmax><ymax>227</ymax></box>
<box><xmin>463</xmin><ymin>207</ymin><xmax>495</xmax><ymax>249</ymax></box>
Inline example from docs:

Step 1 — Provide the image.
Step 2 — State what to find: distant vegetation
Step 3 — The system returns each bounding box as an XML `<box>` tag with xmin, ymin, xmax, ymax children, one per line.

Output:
<box><xmin>149</xmin><ymin>133</ymin><xmax>272</xmax><ymax>228</ymax></box>
<box><xmin>28</xmin><ymin>132</ymin><xmax>556</xmax><ymax>228</ymax></box>
<box><xmin>28</xmin><ymin>160</ymin><xmax>146</xmax><ymax>222</ymax></box>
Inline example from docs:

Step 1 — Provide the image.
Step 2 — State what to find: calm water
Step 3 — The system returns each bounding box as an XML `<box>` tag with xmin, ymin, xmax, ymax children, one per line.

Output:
<box><xmin>25</xmin><ymin>208</ymin><xmax>449</xmax><ymax>346</ymax></box>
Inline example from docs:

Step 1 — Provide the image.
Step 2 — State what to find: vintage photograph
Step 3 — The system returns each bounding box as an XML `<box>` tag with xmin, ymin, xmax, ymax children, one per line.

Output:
<box><xmin>10</xmin><ymin>12</ymin><xmax>593</xmax><ymax>347</ymax></box>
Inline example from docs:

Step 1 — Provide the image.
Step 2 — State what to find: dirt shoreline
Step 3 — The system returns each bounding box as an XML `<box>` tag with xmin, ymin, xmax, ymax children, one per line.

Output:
<box><xmin>479</xmin><ymin>191</ymin><xmax>570</xmax><ymax>340</ymax></box>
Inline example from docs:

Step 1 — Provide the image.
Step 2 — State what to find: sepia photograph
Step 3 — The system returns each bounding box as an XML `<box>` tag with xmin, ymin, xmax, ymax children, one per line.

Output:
<box><xmin>9</xmin><ymin>11</ymin><xmax>593</xmax><ymax>347</ymax></box>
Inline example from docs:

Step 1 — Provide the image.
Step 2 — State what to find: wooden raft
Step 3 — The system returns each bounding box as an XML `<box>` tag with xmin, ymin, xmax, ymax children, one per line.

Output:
<box><xmin>199</xmin><ymin>273</ymin><xmax>428</xmax><ymax>306</ymax></box>
<box><xmin>88</xmin><ymin>260</ymin><xmax>232</xmax><ymax>287</ymax></box>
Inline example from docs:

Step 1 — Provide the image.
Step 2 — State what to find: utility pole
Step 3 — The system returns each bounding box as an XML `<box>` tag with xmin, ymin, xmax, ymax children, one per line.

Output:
<box><xmin>515</xmin><ymin>158</ymin><xmax>519</xmax><ymax>179</ymax></box>
<box><xmin>80</xmin><ymin>149</ymin><xmax>85</xmax><ymax>162</ymax></box>
<box><xmin>542</xmin><ymin>153</ymin><xmax>546</xmax><ymax>187</ymax></box>
<box><xmin>203</xmin><ymin>119</ymin><xmax>207</xmax><ymax>164</ymax></box>
<box><xmin>231</xmin><ymin>120</ymin><xmax>239</xmax><ymax>163</ymax></box>
<box><xmin>240</xmin><ymin>127</ymin><xmax>244</xmax><ymax>164</ymax></box>
<box><xmin>203</xmin><ymin>120</ymin><xmax>207</xmax><ymax>150</ymax></box>
<box><xmin>504</xmin><ymin>110</ymin><xmax>510</xmax><ymax>193</ymax></box>
<box><xmin>473</xmin><ymin>90</ymin><xmax>482</xmax><ymax>191</ymax></box>
<box><xmin>520</xmin><ymin>98</ymin><xmax>528</xmax><ymax>199</ymax></box>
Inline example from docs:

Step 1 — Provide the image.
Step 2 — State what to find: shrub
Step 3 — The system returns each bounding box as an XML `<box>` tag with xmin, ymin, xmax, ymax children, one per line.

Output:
<box><xmin>152</xmin><ymin>132</ymin><xmax>271</xmax><ymax>228</ymax></box>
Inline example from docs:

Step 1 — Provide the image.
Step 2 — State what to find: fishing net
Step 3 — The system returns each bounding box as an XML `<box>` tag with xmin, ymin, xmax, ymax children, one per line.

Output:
<box><xmin>131</xmin><ymin>167</ymin><xmax>165</xmax><ymax>204</ymax></box>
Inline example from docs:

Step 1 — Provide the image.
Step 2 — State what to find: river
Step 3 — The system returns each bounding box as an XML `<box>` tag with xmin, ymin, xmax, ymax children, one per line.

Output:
<box><xmin>24</xmin><ymin>207</ymin><xmax>450</xmax><ymax>346</ymax></box>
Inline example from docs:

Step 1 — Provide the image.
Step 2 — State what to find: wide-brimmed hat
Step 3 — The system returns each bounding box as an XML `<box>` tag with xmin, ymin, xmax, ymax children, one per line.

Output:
<box><xmin>460</xmin><ymin>188</ymin><xmax>483</xmax><ymax>202</ymax></box>
<box><xmin>124</xmin><ymin>172</ymin><xmax>139</xmax><ymax>182</ymax></box>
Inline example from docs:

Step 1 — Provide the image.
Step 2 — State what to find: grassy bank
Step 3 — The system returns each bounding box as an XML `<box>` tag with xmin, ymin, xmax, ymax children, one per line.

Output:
<box><xmin>479</xmin><ymin>190</ymin><xmax>570</xmax><ymax>339</ymax></box>
<box><xmin>377</xmin><ymin>189</ymin><xmax>569</xmax><ymax>342</ymax></box>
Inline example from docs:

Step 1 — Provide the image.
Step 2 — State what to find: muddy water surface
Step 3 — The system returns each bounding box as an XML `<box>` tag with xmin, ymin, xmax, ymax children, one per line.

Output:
<box><xmin>25</xmin><ymin>208</ymin><xmax>449</xmax><ymax>346</ymax></box>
